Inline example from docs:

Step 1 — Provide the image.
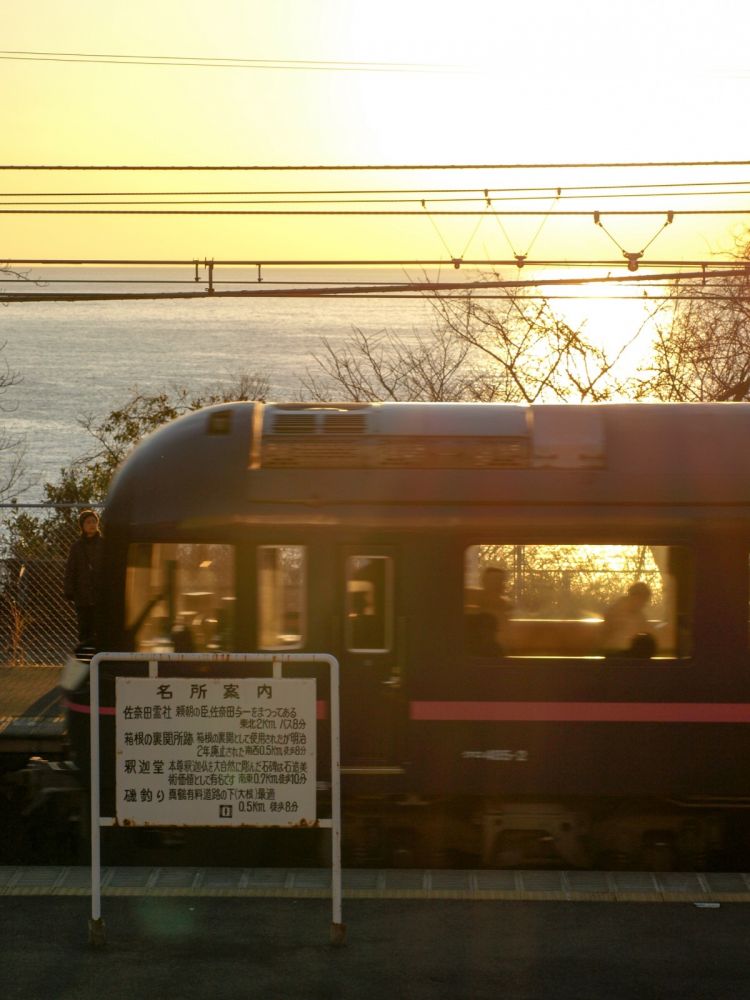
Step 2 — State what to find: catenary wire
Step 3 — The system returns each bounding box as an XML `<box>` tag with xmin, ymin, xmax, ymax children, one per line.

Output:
<box><xmin>0</xmin><ymin>50</ymin><xmax>458</xmax><ymax>74</ymax></box>
<box><xmin>2</xmin><ymin>257</ymin><xmax>745</xmax><ymax>268</ymax></box>
<box><xmin>3</xmin><ymin>292</ymin><xmax>748</xmax><ymax>301</ymax></box>
<box><xmin>0</xmin><ymin>268</ymin><xmax>745</xmax><ymax>301</ymax></box>
<box><xmin>6</xmin><ymin>189</ymin><xmax>750</xmax><ymax>206</ymax></box>
<box><xmin>0</xmin><ymin>208</ymin><xmax>747</xmax><ymax>215</ymax></box>
<box><xmin>4</xmin><ymin>180</ymin><xmax>750</xmax><ymax>198</ymax></box>
<box><xmin>2</xmin><ymin>160</ymin><xmax>750</xmax><ymax>171</ymax></box>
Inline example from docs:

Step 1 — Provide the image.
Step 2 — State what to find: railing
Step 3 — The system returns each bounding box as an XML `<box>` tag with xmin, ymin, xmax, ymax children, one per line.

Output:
<box><xmin>0</xmin><ymin>503</ymin><xmax>103</xmax><ymax>667</ymax></box>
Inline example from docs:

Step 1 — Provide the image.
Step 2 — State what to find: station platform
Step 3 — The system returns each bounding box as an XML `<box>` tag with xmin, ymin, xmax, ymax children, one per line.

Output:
<box><xmin>0</xmin><ymin>666</ymin><xmax>65</xmax><ymax>754</ymax></box>
<box><xmin>2</xmin><ymin>870</ymin><xmax>749</xmax><ymax>1000</ymax></box>
<box><xmin>2</xmin><ymin>865</ymin><xmax>750</xmax><ymax>903</ymax></box>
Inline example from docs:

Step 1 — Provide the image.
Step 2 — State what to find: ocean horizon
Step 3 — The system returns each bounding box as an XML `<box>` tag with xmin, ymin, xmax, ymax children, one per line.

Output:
<box><xmin>0</xmin><ymin>267</ymin><xmax>438</xmax><ymax>499</ymax></box>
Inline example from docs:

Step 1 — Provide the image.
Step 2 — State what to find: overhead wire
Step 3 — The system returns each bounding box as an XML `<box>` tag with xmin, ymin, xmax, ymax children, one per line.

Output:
<box><xmin>0</xmin><ymin>268</ymin><xmax>745</xmax><ymax>303</ymax></box>
<box><xmin>2</xmin><ymin>257</ymin><xmax>745</xmax><ymax>268</ymax></box>
<box><xmin>1</xmin><ymin>282</ymin><xmax>742</xmax><ymax>301</ymax></box>
<box><xmin>2</xmin><ymin>185</ymin><xmax>750</xmax><ymax>208</ymax></box>
<box><xmin>2</xmin><ymin>160</ymin><xmax>750</xmax><ymax>171</ymax></box>
<box><xmin>0</xmin><ymin>49</ymin><xmax>458</xmax><ymax>74</ymax></box>
<box><xmin>0</xmin><ymin>207</ymin><xmax>746</xmax><ymax>215</ymax></box>
<box><xmin>2</xmin><ymin>160</ymin><xmax>746</xmax><ymax>297</ymax></box>
<box><xmin>3</xmin><ymin>179</ymin><xmax>750</xmax><ymax>199</ymax></box>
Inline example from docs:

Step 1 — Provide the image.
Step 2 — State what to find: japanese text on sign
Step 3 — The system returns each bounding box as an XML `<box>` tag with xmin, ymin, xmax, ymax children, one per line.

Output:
<box><xmin>115</xmin><ymin>677</ymin><xmax>316</xmax><ymax>827</ymax></box>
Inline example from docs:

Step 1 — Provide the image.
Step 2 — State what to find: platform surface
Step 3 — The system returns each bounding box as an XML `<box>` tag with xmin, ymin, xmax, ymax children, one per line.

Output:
<box><xmin>1</xmin><ymin>885</ymin><xmax>748</xmax><ymax>1000</ymax></box>
<box><xmin>3</xmin><ymin>865</ymin><xmax>750</xmax><ymax>902</ymax></box>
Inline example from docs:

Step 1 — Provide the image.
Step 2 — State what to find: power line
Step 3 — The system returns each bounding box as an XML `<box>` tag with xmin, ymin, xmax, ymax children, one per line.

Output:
<box><xmin>1</xmin><ymin>277</ymin><xmax>741</xmax><ymax>301</ymax></box>
<box><xmin>5</xmin><ymin>292</ymin><xmax>745</xmax><ymax>302</ymax></box>
<box><xmin>0</xmin><ymin>278</ymin><xmax>735</xmax><ymax>287</ymax></box>
<box><xmin>2</xmin><ymin>257</ymin><xmax>744</xmax><ymax>268</ymax></box>
<box><xmin>5</xmin><ymin>188</ymin><xmax>750</xmax><ymax>208</ymax></box>
<box><xmin>4</xmin><ymin>180</ymin><xmax>750</xmax><ymax>198</ymax></box>
<box><xmin>0</xmin><ymin>49</ymin><xmax>458</xmax><ymax>74</ymax></box>
<box><xmin>2</xmin><ymin>161</ymin><xmax>750</xmax><ymax>171</ymax></box>
<box><xmin>0</xmin><ymin>268</ymin><xmax>745</xmax><ymax>304</ymax></box>
<box><xmin>0</xmin><ymin>207</ymin><xmax>746</xmax><ymax>216</ymax></box>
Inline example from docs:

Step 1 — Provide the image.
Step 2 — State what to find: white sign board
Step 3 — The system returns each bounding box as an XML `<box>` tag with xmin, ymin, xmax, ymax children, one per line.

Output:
<box><xmin>115</xmin><ymin>677</ymin><xmax>316</xmax><ymax>827</ymax></box>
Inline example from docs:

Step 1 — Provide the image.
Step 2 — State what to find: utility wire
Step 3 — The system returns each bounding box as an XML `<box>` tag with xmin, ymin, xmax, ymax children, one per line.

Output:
<box><xmin>0</xmin><ymin>279</ymin><xmax>738</xmax><ymax>288</ymax></box>
<box><xmin>2</xmin><ymin>161</ymin><xmax>750</xmax><ymax>171</ymax></box>
<box><xmin>6</xmin><ymin>188</ymin><xmax>750</xmax><ymax>207</ymax></box>
<box><xmin>1</xmin><ymin>281</ymin><xmax>739</xmax><ymax>301</ymax></box>
<box><xmin>4</xmin><ymin>180</ymin><xmax>750</xmax><ymax>198</ymax></box>
<box><xmin>0</xmin><ymin>49</ymin><xmax>459</xmax><ymax>74</ymax></box>
<box><xmin>2</xmin><ymin>257</ymin><xmax>744</xmax><ymax>268</ymax></box>
<box><xmin>5</xmin><ymin>292</ymin><xmax>748</xmax><ymax>302</ymax></box>
<box><xmin>0</xmin><ymin>208</ymin><xmax>746</xmax><ymax>216</ymax></box>
<box><xmin>0</xmin><ymin>268</ymin><xmax>745</xmax><ymax>304</ymax></box>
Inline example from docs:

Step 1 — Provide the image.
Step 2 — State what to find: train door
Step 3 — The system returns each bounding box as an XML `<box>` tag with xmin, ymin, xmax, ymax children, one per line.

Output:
<box><xmin>338</xmin><ymin>547</ymin><xmax>405</xmax><ymax>770</ymax></box>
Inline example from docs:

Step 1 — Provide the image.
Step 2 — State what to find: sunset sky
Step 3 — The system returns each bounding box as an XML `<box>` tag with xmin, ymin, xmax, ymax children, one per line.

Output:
<box><xmin>1</xmin><ymin>0</ymin><xmax>749</xmax><ymax>264</ymax></box>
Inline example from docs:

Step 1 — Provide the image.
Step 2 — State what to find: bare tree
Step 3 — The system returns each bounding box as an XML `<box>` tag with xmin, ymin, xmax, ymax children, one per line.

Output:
<box><xmin>0</xmin><ymin>263</ymin><xmax>46</xmax><ymax>304</ymax></box>
<box><xmin>637</xmin><ymin>240</ymin><xmax>750</xmax><ymax>402</ymax></box>
<box><xmin>0</xmin><ymin>264</ymin><xmax>45</xmax><ymax>498</ymax></box>
<box><xmin>301</xmin><ymin>324</ymin><xmax>498</xmax><ymax>402</ymax></box>
<box><xmin>0</xmin><ymin>342</ymin><xmax>25</xmax><ymax>501</ymax></box>
<box><xmin>302</xmin><ymin>280</ymin><xmax>632</xmax><ymax>404</ymax></box>
<box><xmin>430</xmin><ymin>286</ymin><xmax>631</xmax><ymax>403</ymax></box>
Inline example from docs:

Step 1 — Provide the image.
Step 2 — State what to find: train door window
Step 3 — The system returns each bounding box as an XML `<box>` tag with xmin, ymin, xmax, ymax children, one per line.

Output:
<box><xmin>125</xmin><ymin>542</ymin><xmax>235</xmax><ymax>652</ymax></box>
<box><xmin>257</xmin><ymin>545</ymin><xmax>306</xmax><ymax>649</ymax></box>
<box><xmin>346</xmin><ymin>555</ymin><xmax>393</xmax><ymax>652</ymax></box>
<box><xmin>464</xmin><ymin>543</ymin><xmax>693</xmax><ymax>660</ymax></box>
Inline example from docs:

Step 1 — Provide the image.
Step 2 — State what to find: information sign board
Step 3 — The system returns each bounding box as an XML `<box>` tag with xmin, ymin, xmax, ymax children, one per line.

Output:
<box><xmin>115</xmin><ymin>677</ymin><xmax>316</xmax><ymax>827</ymax></box>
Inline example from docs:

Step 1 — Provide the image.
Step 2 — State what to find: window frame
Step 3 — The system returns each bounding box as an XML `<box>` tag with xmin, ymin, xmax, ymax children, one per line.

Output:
<box><xmin>124</xmin><ymin>540</ymin><xmax>236</xmax><ymax>653</ymax></box>
<box><xmin>344</xmin><ymin>552</ymin><xmax>395</xmax><ymax>654</ymax></box>
<box><xmin>256</xmin><ymin>543</ymin><xmax>307</xmax><ymax>651</ymax></box>
<box><xmin>462</xmin><ymin>539</ymin><xmax>695</xmax><ymax>664</ymax></box>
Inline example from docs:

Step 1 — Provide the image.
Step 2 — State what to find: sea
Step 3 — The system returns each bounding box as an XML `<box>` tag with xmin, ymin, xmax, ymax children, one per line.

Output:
<box><xmin>0</xmin><ymin>267</ymin><xmax>437</xmax><ymax>499</ymax></box>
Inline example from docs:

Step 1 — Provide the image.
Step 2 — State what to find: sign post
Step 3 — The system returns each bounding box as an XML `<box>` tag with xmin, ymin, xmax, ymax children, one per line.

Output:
<box><xmin>88</xmin><ymin>652</ymin><xmax>343</xmax><ymax>946</ymax></box>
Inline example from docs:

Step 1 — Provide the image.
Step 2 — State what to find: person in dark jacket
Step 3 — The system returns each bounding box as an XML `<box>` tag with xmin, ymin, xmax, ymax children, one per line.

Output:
<box><xmin>64</xmin><ymin>509</ymin><xmax>103</xmax><ymax>644</ymax></box>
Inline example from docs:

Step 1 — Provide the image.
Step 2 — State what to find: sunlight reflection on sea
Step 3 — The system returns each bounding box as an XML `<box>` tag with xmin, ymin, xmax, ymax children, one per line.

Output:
<box><xmin>1</xmin><ymin>269</ymin><xmax>435</xmax><ymax>497</ymax></box>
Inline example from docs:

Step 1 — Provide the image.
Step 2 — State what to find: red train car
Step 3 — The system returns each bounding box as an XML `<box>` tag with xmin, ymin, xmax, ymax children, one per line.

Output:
<box><xmin>64</xmin><ymin>401</ymin><xmax>750</xmax><ymax>868</ymax></box>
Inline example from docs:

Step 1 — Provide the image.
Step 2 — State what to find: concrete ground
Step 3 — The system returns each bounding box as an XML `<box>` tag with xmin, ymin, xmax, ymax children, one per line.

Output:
<box><xmin>2</xmin><ymin>894</ymin><xmax>748</xmax><ymax>1000</ymax></box>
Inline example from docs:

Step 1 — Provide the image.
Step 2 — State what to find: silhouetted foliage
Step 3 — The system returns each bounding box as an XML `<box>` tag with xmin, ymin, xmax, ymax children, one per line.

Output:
<box><xmin>302</xmin><ymin>282</ymin><xmax>633</xmax><ymax>404</ymax></box>
<box><xmin>637</xmin><ymin>236</ymin><xmax>750</xmax><ymax>402</ymax></box>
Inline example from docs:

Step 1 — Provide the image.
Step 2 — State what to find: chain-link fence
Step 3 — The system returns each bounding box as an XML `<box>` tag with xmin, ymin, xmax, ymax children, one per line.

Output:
<box><xmin>0</xmin><ymin>503</ymin><xmax>103</xmax><ymax>667</ymax></box>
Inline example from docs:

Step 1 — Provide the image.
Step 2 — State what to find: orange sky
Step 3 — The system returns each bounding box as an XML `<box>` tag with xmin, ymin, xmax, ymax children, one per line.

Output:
<box><xmin>1</xmin><ymin>0</ymin><xmax>749</xmax><ymax>263</ymax></box>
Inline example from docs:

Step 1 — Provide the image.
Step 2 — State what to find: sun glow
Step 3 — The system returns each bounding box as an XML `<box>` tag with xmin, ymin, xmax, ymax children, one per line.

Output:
<box><xmin>0</xmin><ymin>0</ymin><xmax>748</xmax><ymax>265</ymax></box>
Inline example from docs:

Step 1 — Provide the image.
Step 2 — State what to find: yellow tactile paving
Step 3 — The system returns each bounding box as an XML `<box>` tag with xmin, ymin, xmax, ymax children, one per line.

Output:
<box><xmin>2</xmin><ymin>867</ymin><xmax>749</xmax><ymax>902</ymax></box>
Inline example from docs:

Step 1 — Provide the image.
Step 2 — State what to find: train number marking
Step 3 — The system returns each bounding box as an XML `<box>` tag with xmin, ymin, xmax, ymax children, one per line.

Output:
<box><xmin>461</xmin><ymin>749</ymin><xmax>529</xmax><ymax>762</ymax></box>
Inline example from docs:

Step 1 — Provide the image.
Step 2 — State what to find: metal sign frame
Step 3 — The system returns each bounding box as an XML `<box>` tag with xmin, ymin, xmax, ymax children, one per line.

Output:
<box><xmin>88</xmin><ymin>651</ymin><xmax>343</xmax><ymax>946</ymax></box>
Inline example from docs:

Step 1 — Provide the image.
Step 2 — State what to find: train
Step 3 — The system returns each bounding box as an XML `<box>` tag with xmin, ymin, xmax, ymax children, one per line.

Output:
<box><xmin>62</xmin><ymin>400</ymin><xmax>750</xmax><ymax>869</ymax></box>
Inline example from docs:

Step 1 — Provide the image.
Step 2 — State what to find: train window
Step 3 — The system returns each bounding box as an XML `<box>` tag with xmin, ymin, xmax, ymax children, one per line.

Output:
<box><xmin>464</xmin><ymin>544</ymin><xmax>693</xmax><ymax>660</ymax></box>
<box><xmin>346</xmin><ymin>555</ymin><xmax>393</xmax><ymax>652</ymax></box>
<box><xmin>257</xmin><ymin>545</ymin><xmax>306</xmax><ymax>649</ymax></box>
<box><xmin>125</xmin><ymin>543</ymin><xmax>235</xmax><ymax>652</ymax></box>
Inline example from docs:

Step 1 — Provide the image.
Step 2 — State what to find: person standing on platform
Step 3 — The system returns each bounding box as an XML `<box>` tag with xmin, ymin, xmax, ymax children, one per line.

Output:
<box><xmin>64</xmin><ymin>509</ymin><xmax>103</xmax><ymax>645</ymax></box>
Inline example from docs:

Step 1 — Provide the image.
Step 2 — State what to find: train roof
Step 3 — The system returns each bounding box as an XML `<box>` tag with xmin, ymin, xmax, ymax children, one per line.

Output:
<box><xmin>103</xmin><ymin>401</ymin><xmax>750</xmax><ymax>528</ymax></box>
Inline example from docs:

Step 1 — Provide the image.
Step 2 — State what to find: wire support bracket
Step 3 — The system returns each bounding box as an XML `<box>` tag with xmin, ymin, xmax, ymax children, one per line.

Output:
<box><xmin>487</xmin><ymin>188</ymin><xmax>561</xmax><ymax>269</ymax></box>
<box><xmin>594</xmin><ymin>210</ymin><xmax>675</xmax><ymax>271</ymax></box>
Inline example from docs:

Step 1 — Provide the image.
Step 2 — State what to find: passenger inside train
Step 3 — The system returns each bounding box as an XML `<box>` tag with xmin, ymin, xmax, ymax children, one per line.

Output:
<box><xmin>463</xmin><ymin>544</ymin><xmax>692</xmax><ymax>660</ymax></box>
<box><xmin>465</xmin><ymin>566</ymin><xmax>514</xmax><ymax>655</ymax></box>
<box><xmin>601</xmin><ymin>582</ymin><xmax>656</xmax><ymax>659</ymax></box>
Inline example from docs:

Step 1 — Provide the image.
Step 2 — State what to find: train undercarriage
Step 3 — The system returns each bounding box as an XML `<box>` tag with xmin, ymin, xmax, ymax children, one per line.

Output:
<box><xmin>2</xmin><ymin>752</ymin><xmax>744</xmax><ymax>872</ymax></box>
<box><xmin>341</xmin><ymin>794</ymin><xmax>732</xmax><ymax>871</ymax></box>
